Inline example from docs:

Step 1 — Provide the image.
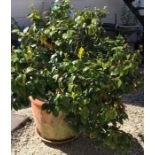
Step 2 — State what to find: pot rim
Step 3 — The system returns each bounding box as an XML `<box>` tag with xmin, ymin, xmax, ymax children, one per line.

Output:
<box><xmin>29</xmin><ymin>96</ymin><xmax>46</xmax><ymax>107</ymax></box>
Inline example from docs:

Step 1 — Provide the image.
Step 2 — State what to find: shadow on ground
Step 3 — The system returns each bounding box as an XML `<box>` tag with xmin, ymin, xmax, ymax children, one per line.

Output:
<box><xmin>43</xmin><ymin>135</ymin><xmax>143</xmax><ymax>155</ymax></box>
<box><xmin>121</xmin><ymin>90</ymin><xmax>144</xmax><ymax>107</ymax></box>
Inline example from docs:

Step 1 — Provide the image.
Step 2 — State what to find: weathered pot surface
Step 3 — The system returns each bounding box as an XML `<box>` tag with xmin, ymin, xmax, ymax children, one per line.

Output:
<box><xmin>29</xmin><ymin>96</ymin><xmax>77</xmax><ymax>142</ymax></box>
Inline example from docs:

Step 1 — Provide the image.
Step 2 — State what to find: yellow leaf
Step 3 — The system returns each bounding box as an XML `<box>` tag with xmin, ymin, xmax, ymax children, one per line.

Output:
<box><xmin>78</xmin><ymin>47</ymin><xmax>84</xmax><ymax>59</ymax></box>
<box><xmin>40</xmin><ymin>33</ymin><xmax>47</xmax><ymax>44</ymax></box>
<box><xmin>72</xmin><ymin>92</ymin><xmax>77</xmax><ymax>99</ymax></box>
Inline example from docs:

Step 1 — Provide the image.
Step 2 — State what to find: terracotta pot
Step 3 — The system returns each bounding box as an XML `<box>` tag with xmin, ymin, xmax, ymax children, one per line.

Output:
<box><xmin>29</xmin><ymin>96</ymin><xmax>77</xmax><ymax>141</ymax></box>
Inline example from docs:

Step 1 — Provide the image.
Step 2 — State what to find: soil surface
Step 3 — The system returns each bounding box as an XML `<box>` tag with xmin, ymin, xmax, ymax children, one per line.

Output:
<box><xmin>12</xmin><ymin>92</ymin><xmax>144</xmax><ymax>155</ymax></box>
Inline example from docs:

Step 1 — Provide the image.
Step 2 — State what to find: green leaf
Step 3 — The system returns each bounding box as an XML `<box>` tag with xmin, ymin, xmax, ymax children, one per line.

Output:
<box><xmin>62</xmin><ymin>33</ymin><xmax>68</xmax><ymax>39</ymax></box>
<box><xmin>62</xmin><ymin>30</ymin><xmax>75</xmax><ymax>39</ymax></box>
<box><xmin>110</xmin><ymin>69</ymin><xmax>119</xmax><ymax>76</ymax></box>
<box><xmin>27</xmin><ymin>13</ymin><xmax>34</xmax><ymax>19</ymax></box>
<box><xmin>25</xmin><ymin>67</ymin><xmax>33</xmax><ymax>73</ymax></box>
<box><xmin>23</xmin><ymin>27</ymin><xmax>29</xmax><ymax>33</ymax></box>
<box><xmin>126</xmin><ymin>54</ymin><xmax>130</xmax><ymax>60</ymax></box>
<box><xmin>55</xmin><ymin>40</ymin><xmax>62</xmax><ymax>46</ymax></box>
<box><xmin>70</xmin><ymin>75</ymin><xmax>75</xmax><ymax>83</ymax></box>
<box><xmin>53</xmin><ymin>74</ymin><xmax>59</xmax><ymax>81</ymax></box>
<box><xmin>12</xmin><ymin>29</ymin><xmax>19</xmax><ymax>33</ymax></box>
<box><xmin>117</xmin><ymin>79</ymin><xmax>122</xmax><ymax>88</ymax></box>
<box><xmin>83</xmin><ymin>67</ymin><xmax>89</xmax><ymax>72</ymax></box>
<box><xmin>68</xmin><ymin>84</ymin><xmax>73</xmax><ymax>93</ymax></box>
<box><xmin>44</xmin><ymin>29</ymin><xmax>50</xmax><ymax>34</ymax></box>
<box><xmin>92</xmin><ymin>18</ymin><xmax>97</xmax><ymax>25</ymax></box>
<box><xmin>75</xmin><ymin>16</ymin><xmax>82</xmax><ymax>23</ymax></box>
<box><xmin>69</xmin><ymin>65</ymin><xmax>76</xmax><ymax>73</ymax></box>
<box><xmin>124</xmin><ymin>63</ymin><xmax>133</xmax><ymax>71</ymax></box>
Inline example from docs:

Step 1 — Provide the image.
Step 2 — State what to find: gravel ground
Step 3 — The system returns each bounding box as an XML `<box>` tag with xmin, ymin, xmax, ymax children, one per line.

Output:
<box><xmin>12</xmin><ymin>92</ymin><xmax>144</xmax><ymax>155</ymax></box>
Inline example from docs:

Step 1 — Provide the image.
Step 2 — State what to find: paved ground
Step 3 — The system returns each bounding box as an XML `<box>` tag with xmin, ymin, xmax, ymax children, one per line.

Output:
<box><xmin>11</xmin><ymin>112</ymin><xmax>30</xmax><ymax>132</ymax></box>
<box><xmin>12</xmin><ymin>91</ymin><xmax>144</xmax><ymax>155</ymax></box>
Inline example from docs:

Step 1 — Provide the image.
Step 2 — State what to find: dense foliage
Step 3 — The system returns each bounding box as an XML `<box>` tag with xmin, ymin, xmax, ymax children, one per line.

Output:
<box><xmin>12</xmin><ymin>0</ymin><xmax>143</xmax><ymax>154</ymax></box>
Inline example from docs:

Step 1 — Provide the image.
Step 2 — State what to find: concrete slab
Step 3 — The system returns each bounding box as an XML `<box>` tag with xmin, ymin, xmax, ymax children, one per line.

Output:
<box><xmin>11</xmin><ymin>112</ymin><xmax>30</xmax><ymax>132</ymax></box>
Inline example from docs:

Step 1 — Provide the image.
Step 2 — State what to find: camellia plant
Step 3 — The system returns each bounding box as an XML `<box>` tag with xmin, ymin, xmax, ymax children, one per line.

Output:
<box><xmin>12</xmin><ymin>0</ymin><xmax>143</xmax><ymax>154</ymax></box>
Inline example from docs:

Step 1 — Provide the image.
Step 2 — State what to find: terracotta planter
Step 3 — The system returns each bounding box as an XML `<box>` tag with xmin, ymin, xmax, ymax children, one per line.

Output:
<box><xmin>29</xmin><ymin>96</ymin><xmax>77</xmax><ymax>142</ymax></box>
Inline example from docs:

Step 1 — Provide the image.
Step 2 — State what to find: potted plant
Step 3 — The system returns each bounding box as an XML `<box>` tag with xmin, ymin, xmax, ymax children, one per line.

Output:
<box><xmin>12</xmin><ymin>0</ymin><xmax>143</xmax><ymax>154</ymax></box>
